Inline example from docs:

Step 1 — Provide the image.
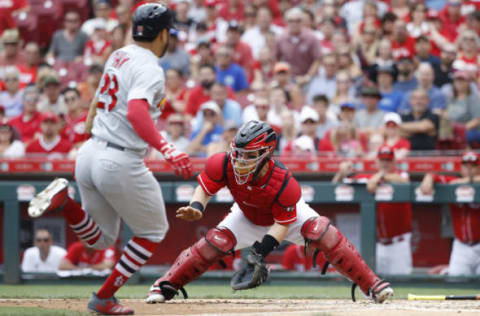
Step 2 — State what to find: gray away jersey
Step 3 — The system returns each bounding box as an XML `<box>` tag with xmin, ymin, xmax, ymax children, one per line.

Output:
<box><xmin>92</xmin><ymin>44</ymin><xmax>165</xmax><ymax>150</ymax></box>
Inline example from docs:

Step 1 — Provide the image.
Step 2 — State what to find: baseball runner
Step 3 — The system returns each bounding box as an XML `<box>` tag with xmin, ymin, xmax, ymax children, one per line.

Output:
<box><xmin>420</xmin><ymin>151</ymin><xmax>480</xmax><ymax>276</ymax></box>
<box><xmin>332</xmin><ymin>145</ymin><xmax>413</xmax><ymax>275</ymax></box>
<box><xmin>146</xmin><ymin>120</ymin><xmax>393</xmax><ymax>304</ymax></box>
<box><xmin>27</xmin><ymin>4</ymin><xmax>192</xmax><ymax>315</ymax></box>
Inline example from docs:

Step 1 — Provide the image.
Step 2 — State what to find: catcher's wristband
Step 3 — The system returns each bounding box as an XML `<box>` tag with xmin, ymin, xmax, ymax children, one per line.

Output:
<box><xmin>190</xmin><ymin>201</ymin><xmax>205</xmax><ymax>213</ymax></box>
<box><xmin>253</xmin><ymin>234</ymin><xmax>279</xmax><ymax>257</ymax></box>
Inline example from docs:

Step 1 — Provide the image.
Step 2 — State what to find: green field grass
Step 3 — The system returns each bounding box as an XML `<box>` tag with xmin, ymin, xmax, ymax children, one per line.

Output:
<box><xmin>0</xmin><ymin>284</ymin><xmax>477</xmax><ymax>300</ymax></box>
<box><xmin>0</xmin><ymin>306</ymin><xmax>90</xmax><ymax>316</ymax></box>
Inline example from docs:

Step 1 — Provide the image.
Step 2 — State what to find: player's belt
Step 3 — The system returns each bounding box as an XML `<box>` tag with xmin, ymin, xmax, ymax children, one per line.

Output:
<box><xmin>93</xmin><ymin>136</ymin><xmax>144</xmax><ymax>153</ymax></box>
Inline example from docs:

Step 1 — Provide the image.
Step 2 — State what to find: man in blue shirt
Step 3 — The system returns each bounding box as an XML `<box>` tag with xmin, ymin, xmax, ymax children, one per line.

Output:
<box><xmin>393</xmin><ymin>56</ymin><xmax>418</xmax><ymax>94</ymax></box>
<box><xmin>189</xmin><ymin>101</ymin><xmax>225</xmax><ymax>157</ymax></box>
<box><xmin>376</xmin><ymin>65</ymin><xmax>404</xmax><ymax>113</ymax></box>
<box><xmin>214</xmin><ymin>45</ymin><xmax>249</xmax><ymax>92</ymax></box>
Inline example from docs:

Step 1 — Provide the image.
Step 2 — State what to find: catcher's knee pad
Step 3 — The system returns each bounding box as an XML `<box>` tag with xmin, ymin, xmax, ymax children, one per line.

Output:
<box><xmin>155</xmin><ymin>227</ymin><xmax>236</xmax><ymax>297</ymax></box>
<box><xmin>302</xmin><ymin>217</ymin><xmax>380</xmax><ymax>295</ymax></box>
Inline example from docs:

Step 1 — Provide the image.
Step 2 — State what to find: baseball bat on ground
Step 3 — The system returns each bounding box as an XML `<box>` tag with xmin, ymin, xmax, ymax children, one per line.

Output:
<box><xmin>408</xmin><ymin>293</ymin><xmax>480</xmax><ymax>301</ymax></box>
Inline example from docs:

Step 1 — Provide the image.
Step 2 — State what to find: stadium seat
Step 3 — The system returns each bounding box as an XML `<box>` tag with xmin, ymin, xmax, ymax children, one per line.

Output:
<box><xmin>61</xmin><ymin>0</ymin><xmax>90</xmax><ymax>22</ymax></box>
<box><xmin>14</xmin><ymin>12</ymin><xmax>38</xmax><ymax>44</ymax></box>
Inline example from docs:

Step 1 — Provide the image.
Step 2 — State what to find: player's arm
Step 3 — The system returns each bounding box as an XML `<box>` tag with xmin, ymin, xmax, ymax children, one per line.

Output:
<box><xmin>127</xmin><ymin>99</ymin><xmax>192</xmax><ymax>179</ymax></box>
<box><xmin>367</xmin><ymin>171</ymin><xmax>384</xmax><ymax>193</ymax></box>
<box><xmin>85</xmin><ymin>97</ymin><xmax>98</xmax><ymax>135</ymax></box>
<box><xmin>384</xmin><ymin>172</ymin><xmax>409</xmax><ymax>183</ymax></box>
<box><xmin>400</xmin><ymin>119</ymin><xmax>435</xmax><ymax>136</ymax></box>
<box><xmin>58</xmin><ymin>258</ymin><xmax>80</xmax><ymax>271</ymax></box>
<box><xmin>176</xmin><ymin>185</ymin><xmax>212</xmax><ymax>222</ymax></box>
<box><xmin>89</xmin><ymin>260</ymin><xmax>115</xmax><ymax>271</ymax></box>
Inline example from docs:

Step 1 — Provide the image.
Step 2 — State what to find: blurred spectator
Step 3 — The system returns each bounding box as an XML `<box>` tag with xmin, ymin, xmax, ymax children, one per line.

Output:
<box><xmin>331</xmin><ymin>71</ymin><xmax>355</xmax><ymax>107</ymax></box>
<box><xmin>433</xmin><ymin>44</ymin><xmax>456</xmax><ymax>88</ymax></box>
<box><xmin>185</xmin><ymin>64</ymin><xmax>217</xmax><ymax>117</ymax></box>
<box><xmin>110</xmin><ymin>5</ymin><xmax>131</xmax><ymax>51</ymax></box>
<box><xmin>383</xmin><ymin>113</ymin><xmax>410</xmax><ymax>159</ymax></box>
<box><xmin>0</xmin><ymin>0</ymin><xmax>29</xmax><ymax>35</ymax></box>
<box><xmin>0</xmin><ymin>105</ymin><xmax>5</xmax><ymax>124</ymax></box>
<box><xmin>406</xmin><ymin>2</ymin><xmax>429</xmax><ymax>39</ymax></box>
<box><xmin>380</xmin><ymin>12</ymin><xmax>397</xmax><ymax>38</ymax></box>
<box><xmin>267</xmin><ymin>86</ymin><xmax>293</xmax><ymax>127</ymax></box>
<box><xmin>159</xmin><ymin>29</ymin><xmax>190</xmax><ymax>76</ymax></box>
<box><xmin>242</xmin><ymin>96</ymin><xmax>270</xmax><ymax>123</ymax></box>
<box><xmin>365</xmin><ymin>132</ymin><xmax>384</xmax><ymax>160</ymax></box>
<box><xmin>282</xmin><ymin>244</ymin><xmax>330</xmax><ymax>272</ymax></box>
<box><xmin>438</xmin><ymin>0</ymin><xmax>465</xmax><ymax>43</ymax></box>
<box><xmin>190</xmin><ymin>40</ymin><xmax>214</xmax><ymax>78</ymax></box>
<box><xmin>312</xmin><ymin>94</ymin><xmax>337</xmax><ymax>139</ymax></box>
<box><xmin>241</xmin><ymin>7</ymin><xmax>283</xmax><ymax>59</ymax></box>
<box><xmin>399</xmin><ymin>63</ymin><xmax>447</xmax><ymax>114</ymax></box>
<box><xmin>203</xmin><ymin>0</ymin><xmax>228</xmax><ymax>43</ymax></box>
<box><xmin>173</xmin><ymin>0</ymin><xmax>194</xmax><ymax>34</ymax></box>
<box><xmin>420</xmin><ymin>152</ymin><xmax>480</xmax><ymax>276</ymax></box>
<box><xmin>189</xmin><ymin>101</ymin><xmax>224</xmax><ymax>156</ymax></box>
<box><xmin>393</xmin><ymin>55</ymin><xmax>418</xmax><ymax>94</ymax></box>
<box><xmin>224</xmin><ymin>20</ymin><xmax>255</xmax><ymax>75</ymax></box>
<box><xmin>81</xmin><ymin>0</ymin><xmax>118</xmax><ymax>36</ymax></box>
<box><xmin>0</xmin><ymin>123</ymin><xmax>24</xmax><ymax>158</ymax></box>
<box><xmin>400</xmin><ymin>89</ymin><xmax>439</xmax><ymax>150</ymax></box>
<box><xmin>307</xmin><ymin>53</ymin><xmax>338</xmax><ymax>101</ymax></box>
<box><xmin>78</xmin><ymin>63</ymin><xmax>103</xmax><ymax>106</ymax></box>
<box><xmin>338</xmin><ymin>101</ymin><xmax>356</xmax><ymax>123</ymax></box>
<box><xmin>391</xmin><ymin>20</ymin><xmax>416</xmax><ymax>60</ymax></box>
<box><xmin>319</xmin><ymin>122</ymin><xmax>363</xmax><ymax>157</ymax></box>
<box><xmin>58</xmin><ymin>241</ymin><xmax>115</xmax><ymax>271</ymax></box>
<box><xmin>0</xmin><ymin>66</ymin><xmax>23</xmax><ymax>117</ymax></box>
<box><xmin>251</xmin><ymin>48</ymin><xmax>275</xmax><ymax>86</ymax></box>
<box><xmin>283</xmin><ymin>106</ymin><xmax>320</xmax><ymax>155</ymax></box>
<box><xmin>0</xmin><ymin>29</ymin><xmax>24</xmax><ymax>68</ymax></box>
<box><xmin>47</xmin><ymin>11</ymin><xmax>89</xmax><ymax>62</ymax></box>
<box><xmin>150</xmin><ymin>113</ymin><xmax>189</xmax><ymax>159</ymax></box>
<box><xmin>214</xmin><ymin>45</ymin><xmax>249</xmax><ymax>92</ymax></box>
<box><xmin>61</xmin><ymin>87</ymin><xmax>88</xmax><ymax>150</ymax></box>
<box><xmin>276</xmin><ymin>110</ymin><xmax>297</xmax><ymax>153</ymax></box>
<box><xmin>276</xmin><ymin>7</ymin><xmax>321</xmax><ymax>82</ymax></box>
<box><xmin>161</xmin><ymin>69</ymin><xmax>187</xmax><ymax>119</ymax></box>
<box><xmin>21</xmin><ymin>228</ymin><xmax>66</xmax><ymax>273</ymax></box>
<box><xmin>373</xmin><ymin>38</ymin><xmax>395</xmax><ymax>69</ymax></box>
<box><xmin>26</xmin><ymin>113</ymin><xmax>71</xmax><ymax>158</ymax></box>
<box><xmin>452</xmin><ymin>30</ymin><xmax>480</xmax><ymax>78</ymax></box>
<box><xmin>415</xmin><ymin>36</ymin><xmax>440</xmax><ymax>67</ymax></box>
<box><xmin>340</xmin><ymin>0</ymin><xmax>387</xmax><ymax>33</ymax></box>
<box><xmin>207</xmin><ymin>120</ymin><xmax>239</xmax><ymax>156</ymax></box>
<box><xmin>333</xmin><ymin>146</ymin><xmax>412</xmax><ymax>275</ymax></box>
<box><xmin>442</xmin><ymin>71</ymin><xmax>480</xmax><ymax>145</ymax></box>
<box><xmin>188</xmin><ymin>0</ymin><xmax>207</xmax><ymax>23</ymax></box>
<box><xmin>376</xmin><ymin>65</ymin><xmax>404</xmax><ymax>113</ymax></box>
<box><xmin>218</xmin><ymin>0</ymin><xmax>245</xmax><ymax>21</ymax></box>
<box><xmin>8</xmin><ymin>85</ymin><xmax>43</xmax><ymax>144</ymax></box>
<box><xmin>83</xmin><ymin>19</ymin><xmax>113</xmax><ymax>66</ymax></box>
<box><xmin>37</xmin><ymin>75</ymin><xmax>67</xmax><ymax>116</ymax></box>
<box><xmin>337</xmin><ymin>47</ymin><xmax>362</xmax><ymax>80</ymax></box>
<box><xmin>354</xmin><ymin>86</ymin><xmax>386</xmax><ymax>135</ymax></box>
<box><xmin>17</xmin><ymin>42</ymin><xmax>41</xmax><ymax>87</ymax></box>
<box><xmin>354</xmin><ymin>22</ymin><xmax>379</xmax><ymax>67</ymax></box>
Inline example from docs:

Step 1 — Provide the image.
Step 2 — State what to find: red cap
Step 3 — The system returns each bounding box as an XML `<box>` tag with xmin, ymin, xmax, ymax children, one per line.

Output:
<box><xmin>462</xmin><ymin>151</ymin><xmax>480</xmax><ymax>165</ymax></box>
<box><xmin>42</xmin><ymin>112</ymin><xmax>59</xmax><ymax>123</ymax></box>
<box><xmin>203</xmin><ymin>0</ymin><xmax>217</xmax><ymax>7</ymax></box>
<box><xmin>377</xmin><ymin>145</ymin><xmax>395</xmax><ymax>160</ymax></box>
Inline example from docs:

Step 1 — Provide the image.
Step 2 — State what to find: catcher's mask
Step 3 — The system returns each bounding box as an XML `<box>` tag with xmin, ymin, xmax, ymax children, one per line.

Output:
<box><xmin>230</xmin><ymin>120</ymin><xmax>277</xmax><ymax>185</ymax></box>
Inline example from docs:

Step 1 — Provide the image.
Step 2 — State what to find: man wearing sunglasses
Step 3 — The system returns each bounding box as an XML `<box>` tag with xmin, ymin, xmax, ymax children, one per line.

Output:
<box><xmin>21</xmin><ymin>229</ymin><xmax>66</xmax><ymax>273</ymax></box>
<box><xmin>420</xmin><ymin>151</ymin><xmax>480</xmax><ymax>276</ymax></box>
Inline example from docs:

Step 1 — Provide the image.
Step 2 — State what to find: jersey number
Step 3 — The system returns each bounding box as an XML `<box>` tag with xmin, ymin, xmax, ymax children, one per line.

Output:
<box><xmin>97</xmin><ymin>73</ymin><xmax>119</xmax><ymax>111</ymax></box>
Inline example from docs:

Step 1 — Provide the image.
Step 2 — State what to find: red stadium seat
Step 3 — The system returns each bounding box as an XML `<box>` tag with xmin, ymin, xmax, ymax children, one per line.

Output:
<box><xmin>14</xmin><ymin>12</ymin><xmax>38</xmax><ymax>44</ymax></box>
<box><xmin>61</xmin><ymin>0</ymin><xmax>90</xmax><ymax>22</ymax></box>
<box><xmin>31</xmin><ymin>0</ymin><xmax>64</xmax><ymax>49</ymax></box>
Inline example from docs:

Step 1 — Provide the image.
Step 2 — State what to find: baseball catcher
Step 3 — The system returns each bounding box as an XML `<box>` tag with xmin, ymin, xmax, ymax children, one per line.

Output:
<box><xmin>146</xmin><ymin>120</ymin><xmax>394</xmax><ymax>303</ymax></box>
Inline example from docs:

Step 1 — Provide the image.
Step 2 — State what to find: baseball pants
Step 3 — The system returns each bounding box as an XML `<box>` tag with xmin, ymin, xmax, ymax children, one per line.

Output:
<box><xmin>376</xmin><ymin>232</ymin><xmax>413</xmax><ymax>275</ymax></box>
<box><xmin>448</xmin><ymin>238</ymin><xmax>480</xmax><ymax>276</ymax></box>
<box><xmin>74</xmin><ymin>138</ymin><xmax>169</xmax><ymax>249</ymax></box>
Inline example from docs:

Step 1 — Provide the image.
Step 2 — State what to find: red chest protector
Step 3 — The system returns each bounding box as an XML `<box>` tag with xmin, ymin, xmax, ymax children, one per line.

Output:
<box><xmin>199</xmin><ymin>152</ymin><xmax>298</xmax><ymax>226</ymax></box>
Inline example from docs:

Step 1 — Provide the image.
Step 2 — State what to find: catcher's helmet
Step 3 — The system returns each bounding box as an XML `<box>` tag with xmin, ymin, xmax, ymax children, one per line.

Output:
<box><xmin>132</xmin><ymin>3</ymin><xmax>174</xmax><ymax>42</ymax></box>
<box><xmin>230</xmin><ymin>120</ymin><xmax>277</xmax><ymax>185</ymax></box>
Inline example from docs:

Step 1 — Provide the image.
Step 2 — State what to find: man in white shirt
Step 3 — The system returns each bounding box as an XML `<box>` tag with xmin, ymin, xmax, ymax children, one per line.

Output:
<box><xmin>21</xmin><ymin>229</ymin><xmax>66</xmax><ymax>273</ymax></box>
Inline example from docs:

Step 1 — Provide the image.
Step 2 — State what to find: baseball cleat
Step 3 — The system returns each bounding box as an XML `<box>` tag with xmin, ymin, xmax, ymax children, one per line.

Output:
<box><xmin>370</xmin><ymin>280</ymin><xmax>394</xmax><ymax>303</ymax></box>
<box><xmin>28</xmin><ymin>178</ymin><xmax>69</xmax><ymax>218</ymax></box>
<box><xmin>145</xmin><ymin>283</ymin><xmax>166</xmax><ymax>304</ymax></box>
<box><xmin>87</xmin><ymin>292</ymin><xmax>134</xmax><ymax>315</ymax></box>
<box><xmin>146</xmin><ymin>281</ymin><xmax>186</xmax><ymax>303</ymax></box>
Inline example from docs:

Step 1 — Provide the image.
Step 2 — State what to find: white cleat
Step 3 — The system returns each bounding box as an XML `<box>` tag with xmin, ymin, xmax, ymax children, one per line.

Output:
<box><xmin>374</xmin><ymin>286</ymin><xmax>394</xmax><ymax>303</ymax></box>
<box><xmin>28</xmin><ymin>178</ymin><xmax>69</xmax><ymax>218</ymax></box>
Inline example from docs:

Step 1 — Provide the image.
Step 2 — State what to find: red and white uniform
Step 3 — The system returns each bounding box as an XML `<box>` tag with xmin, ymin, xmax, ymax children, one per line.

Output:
<box><xmin>346</xmin><ymin>173</ymin><xmax>413</xmax><ymax>275</ymax></box>
<box><xmin>197</xmin><ymin>152</ymin><xmax>318</xmax><ymax>249</ymax></box>
<box><xmin>433</xmin><ymin>174</ymin><xmax>480</xmax><ymax>275</ymax></box>
<box><xmin>64</xmin><ymin>241</ymin><xmax>116</xmax><ymax>268</ymax></box>
<box><xmin>62</xmin><ymin>112</ymin><xmax>89</xmax><ymax>146</ymax></box>
<box><xmin>26</xmin><ymin>135</ymin><xmax>71</xmax><ymax>157</ymax></box>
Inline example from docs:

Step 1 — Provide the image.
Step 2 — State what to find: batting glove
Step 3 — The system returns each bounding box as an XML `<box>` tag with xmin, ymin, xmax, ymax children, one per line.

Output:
<box><xmin>160</xmin><ymin>143</ymin><xmax>193</xmax><ymax>179</ymax></box>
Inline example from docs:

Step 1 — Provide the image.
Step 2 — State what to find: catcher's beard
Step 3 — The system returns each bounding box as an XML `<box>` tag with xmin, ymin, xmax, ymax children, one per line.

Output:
<box><xmin>234</xmin><ymin>162</ymin><xmax>256</xmax><ymax>175</ymax></box>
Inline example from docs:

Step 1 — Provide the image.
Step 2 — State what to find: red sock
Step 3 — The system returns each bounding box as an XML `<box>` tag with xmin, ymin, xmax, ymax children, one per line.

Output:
<box><xmin>65</xmin><ymin>198</ymin><xmax>102</xmax><ymax>246</ymax></box>
<box><xmin>97</xmin><ymin>237</ymin><xmax>159</xmax><ymax>299</ymax></box>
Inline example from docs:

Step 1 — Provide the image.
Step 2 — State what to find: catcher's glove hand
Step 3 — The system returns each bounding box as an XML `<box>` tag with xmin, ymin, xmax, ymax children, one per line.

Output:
<box><xmin>230</xmin><ymin>249</ymin><xmax>269</xmax><ymax>290</ymax></box>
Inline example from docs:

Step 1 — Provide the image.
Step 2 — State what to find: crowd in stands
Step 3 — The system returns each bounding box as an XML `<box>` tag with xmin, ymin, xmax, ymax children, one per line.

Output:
<box><xmin>1</xmin><ymin>0</ymin><xmax>480</xmax><ymax>159</ymax></box>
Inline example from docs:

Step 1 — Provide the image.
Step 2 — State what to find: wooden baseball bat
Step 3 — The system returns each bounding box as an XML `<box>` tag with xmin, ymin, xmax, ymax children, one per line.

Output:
<box><xmin>408</xmin><ymin>293</ymin><xmax>480</xmax><ymax>301</ymax></box>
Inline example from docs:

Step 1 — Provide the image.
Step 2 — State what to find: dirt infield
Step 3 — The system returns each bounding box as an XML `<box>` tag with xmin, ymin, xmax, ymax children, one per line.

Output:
<box><xmin>1</xmin><ymin>298</ymin><xmax>480</xmax><ymax>315</ymax></box>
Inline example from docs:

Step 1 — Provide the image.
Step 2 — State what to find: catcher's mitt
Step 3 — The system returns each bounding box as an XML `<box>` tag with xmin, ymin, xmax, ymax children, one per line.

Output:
<box><xmin>231</xmin><ymin>249</ymin><xmax>269</xmax><ymax>290</ymax></box>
